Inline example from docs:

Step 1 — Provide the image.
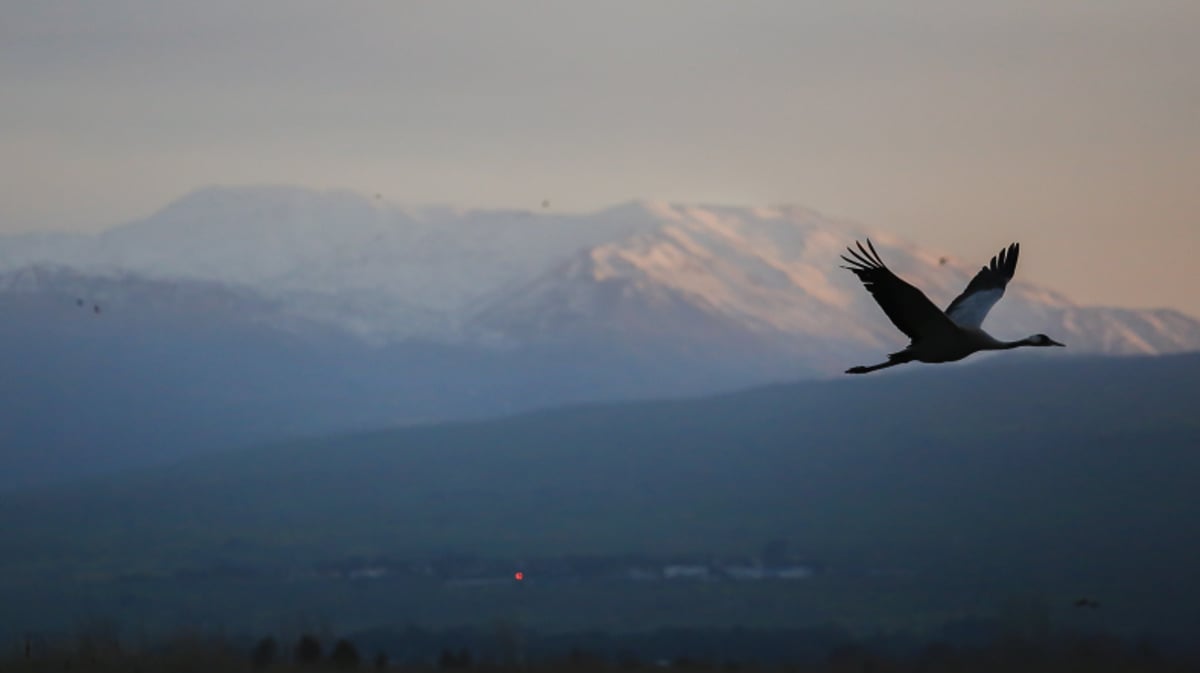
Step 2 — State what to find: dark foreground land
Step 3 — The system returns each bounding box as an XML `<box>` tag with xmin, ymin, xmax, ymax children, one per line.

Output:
<box><xmin>3</xmin><ymin>632</ymin><xmax>1197</xmax><ymax>673</ymax></box>
<box><xmin>5</xmin><ymin>355</ymin><xmax>1200</xmax><ymax>669</ymax></box>
<box><xmin>5</xmin><ymin>355</ymin><xmax>1200</xmax><ymax>643</ymax></box>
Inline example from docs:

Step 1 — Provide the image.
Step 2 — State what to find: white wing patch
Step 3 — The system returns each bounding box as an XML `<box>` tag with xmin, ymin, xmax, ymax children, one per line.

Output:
<box><xmin>946</xmin><ymin>288</ymin><xmax>1004</xmax><ymax>329</ymax></box>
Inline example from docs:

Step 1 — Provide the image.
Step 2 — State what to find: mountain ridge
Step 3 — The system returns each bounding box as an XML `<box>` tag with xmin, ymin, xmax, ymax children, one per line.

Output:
<box><xmin>2</xmin><ymin>185</ymin><xmax>1196</xmax><ymax>362</ymax></box>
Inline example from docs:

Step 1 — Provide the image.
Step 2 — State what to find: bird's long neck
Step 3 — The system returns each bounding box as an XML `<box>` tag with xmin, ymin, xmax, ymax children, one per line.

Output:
<box><xmin>986</xmin><ymin>335</ymin><xmax>1034</xmax><ymax>351</ymax></box>
<box><xmin>998</xmin><ymin>333</ymin><xmax>1036</xmax><ymax>347</ymax></box>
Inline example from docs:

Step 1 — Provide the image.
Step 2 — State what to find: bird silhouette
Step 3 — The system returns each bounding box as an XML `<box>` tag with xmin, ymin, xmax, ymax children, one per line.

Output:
<box><xmin>842</xmin><ymin>239</ymin><xmax>1064</xmax><ymax>374</ymax></box>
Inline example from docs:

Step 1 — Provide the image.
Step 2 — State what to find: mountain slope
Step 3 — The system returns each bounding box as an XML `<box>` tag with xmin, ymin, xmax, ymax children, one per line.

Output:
<box><xmin>0</xmin><ymin>266</ymin><xmax>403</xmax><ymax>489</ymax></box>
<box><xmin>3</xmin><ymin>187</ymin><xmax>1200</xmax><ymax>489</ymax></box>
<box><xmin>470</xmin><ymin>202</ymin><xmax>1200</xmax><ymax>366</ymax></box>
<box><xmin>1</xmin><ymin>265</ymin><xmax>817</xmax><ymax>490</ymax></box>
<box><xmin>1</xmin><ymin>188</ymin><xmax>668</xmax><ymax>340</ymax></box>
<box><xmin>2</xmin><ymin>186</ymin><xmax>1197</xmax><ymax>358</ymax></box>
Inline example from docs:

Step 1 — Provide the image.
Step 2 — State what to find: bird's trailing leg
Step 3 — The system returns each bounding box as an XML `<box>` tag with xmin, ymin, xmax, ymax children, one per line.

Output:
<box><xmin>845</xmin><ymin>352</ymin><xmax>913</xmax><ymax>375</ymax></box>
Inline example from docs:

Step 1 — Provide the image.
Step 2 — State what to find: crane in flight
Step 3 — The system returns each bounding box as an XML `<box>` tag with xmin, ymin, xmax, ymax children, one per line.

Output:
<box><xmin>841</xmin><ymin>240</ymin><xmax>1064</xmax><ymax>374</ymax></box>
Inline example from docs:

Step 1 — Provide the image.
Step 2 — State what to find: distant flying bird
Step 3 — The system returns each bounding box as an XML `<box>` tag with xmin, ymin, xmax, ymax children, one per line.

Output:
<box><xmin>76</xmin><ymin>298</ymin><xmax>84</xmax><ymax>307</ymax></box>
<box><xmin>1074</xmin><ymin>598</ymin><xmax>1100</xmax><ymax>609</ymax></box>
<box><xmin>93</xmin><ymin>304</ymin><xmax>101</xmax><ymax>314</ymax></box>
<box><xmin>938</xmin><ymin>256</ymin><xmax>948</xmax><ymax>266</ymax></box>
<box><xmin>841</xmin><ymin>239</ymin><xmax>1064</xmax><ymax>374</ymax></box>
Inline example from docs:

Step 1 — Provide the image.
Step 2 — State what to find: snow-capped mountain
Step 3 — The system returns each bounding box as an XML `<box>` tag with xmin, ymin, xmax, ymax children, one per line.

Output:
<box><xmin>0</xmin><ymin>187</ymin><xmax>667</xmax><ymax>340</ymax></box>
<box><xmin>3</xmin><ymin>186</ymin><xmax>1199</xmax><ymax>368</ymax></box>
<box><xmin>5</xmin><ymin>186</ymin><xmax>1200</xmax><ymax>488</ymax></box>
<box><xmin>469</xmin><ymin>202</ymin><xmax>1200</xmax><ymax>363</ymax></box>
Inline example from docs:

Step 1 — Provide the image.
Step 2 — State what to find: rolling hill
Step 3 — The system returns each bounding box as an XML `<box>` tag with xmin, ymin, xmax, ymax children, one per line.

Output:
<box><xmin>3</xmin><ymin>353</ymin><xmax>1198</xmax><ymax>638</ymax></box>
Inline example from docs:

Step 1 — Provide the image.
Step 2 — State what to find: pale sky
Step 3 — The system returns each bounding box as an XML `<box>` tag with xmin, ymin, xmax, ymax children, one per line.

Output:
<box><xmin>2</xmin><ymin>1</ymin><xmax>1198</xmax><ymax>316</ymax></box>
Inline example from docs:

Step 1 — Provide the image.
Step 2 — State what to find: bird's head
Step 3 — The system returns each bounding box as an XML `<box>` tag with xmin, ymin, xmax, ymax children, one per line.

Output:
<box><xmin>1026</xmin><ymin>333</ymin><xmax>1065</xmax><ymax>347</ymax></box>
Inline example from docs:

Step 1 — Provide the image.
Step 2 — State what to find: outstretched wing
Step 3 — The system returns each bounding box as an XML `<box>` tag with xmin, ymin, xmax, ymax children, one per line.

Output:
<box><xmin>841</xmin><ymin>239</ymin><xmax>956</xmax><ymax>342</ymax></box>
<box><xmin>944</xmin><ymin>243</ymin><xmax>1019</xmax><ymax>328</ymax></box>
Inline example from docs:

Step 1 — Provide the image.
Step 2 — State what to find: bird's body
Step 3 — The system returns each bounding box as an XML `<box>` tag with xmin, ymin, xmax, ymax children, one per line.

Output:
<box><xmin>842</xmin><ymin>239</ymin><xmax>1063</xmax><ymax>374</ymax></box>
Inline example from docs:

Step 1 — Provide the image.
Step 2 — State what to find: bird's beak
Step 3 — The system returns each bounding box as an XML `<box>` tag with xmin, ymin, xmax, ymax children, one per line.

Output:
<box><xmin>1050</xmin><ymin>339</ymin><xmax>1066</xmax><ymax>347</ymax></box>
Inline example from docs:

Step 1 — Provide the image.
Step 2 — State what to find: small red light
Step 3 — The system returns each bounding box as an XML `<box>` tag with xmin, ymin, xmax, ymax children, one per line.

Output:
<box><xmin>514</xmin><ymin>571</ymin><xmax>524</xmax><ymax>581</ymax></box>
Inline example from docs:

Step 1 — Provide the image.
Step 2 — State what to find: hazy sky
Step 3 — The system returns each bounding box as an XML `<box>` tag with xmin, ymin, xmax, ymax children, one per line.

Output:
<box><xmin>3</xmin><ymin>1</ymin><xmax>1198</xmax><ymax>315</ymax></box>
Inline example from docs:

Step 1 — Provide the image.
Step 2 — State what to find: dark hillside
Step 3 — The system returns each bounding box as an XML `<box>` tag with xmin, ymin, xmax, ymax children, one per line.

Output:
<box><xmin>2</xmin><ymin>353</ymin><xmax>1198</xmax><ymax>638</ymax></box>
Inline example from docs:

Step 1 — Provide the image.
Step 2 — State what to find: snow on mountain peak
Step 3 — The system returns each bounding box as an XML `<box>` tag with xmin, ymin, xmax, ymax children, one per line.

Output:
<box><xmin>2</xmin><ymin>185</ymin><xmax>1198</xmax><ymax>367</ymax></box>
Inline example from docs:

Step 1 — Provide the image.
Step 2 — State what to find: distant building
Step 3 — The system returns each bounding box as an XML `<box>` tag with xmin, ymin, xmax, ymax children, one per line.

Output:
<box><xmin>663</xmin><ymin>565</ymin><xmax>712</xmax><ymax>580</ymax></box>
<box><xmin>720</xmin><ymin>561</ymin><xmax>816</xmax><ymax>581</ymax></box>
<box><xmin>349</xmin><ymin>566</ymin><xmax>388</xmax><ymax>580</ymax></box>
<box><xmin>774</xmin><ymin>565</ymin><xmax>814</xmax><ymax>580</ymax></box>
<box><xmin>627</xmin><ymin>567</ymin><xmax>660</xmax><ymax>581</ymax></box>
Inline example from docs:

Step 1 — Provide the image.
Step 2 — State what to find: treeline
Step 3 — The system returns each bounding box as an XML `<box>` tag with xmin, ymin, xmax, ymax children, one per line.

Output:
<box><xmin>7</xmin><ymin>621</ymin><xmax>1196</xmax><ymax>672</ymax></box>
<box><xmin>347</xmin><ymin>622</ymin><xmax>1193</xmax><ymax>669</ymax></box>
